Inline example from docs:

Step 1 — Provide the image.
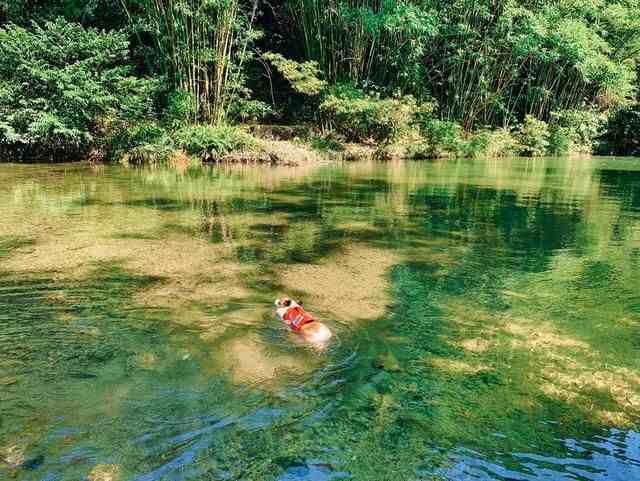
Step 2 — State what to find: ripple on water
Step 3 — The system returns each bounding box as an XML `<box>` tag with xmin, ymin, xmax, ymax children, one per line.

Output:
<box><xmin>430</xmin><ymin>430</ymin><xmax>640</xmax><ymax>481</ymax></box>
<box><xmin>276</xmin><ymin>461</ymin><xmax>350</xmax><ymax>481</ymax></box>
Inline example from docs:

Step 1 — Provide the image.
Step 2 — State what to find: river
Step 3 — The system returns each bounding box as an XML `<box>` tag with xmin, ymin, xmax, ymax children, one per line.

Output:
<box><xmin>1</xmin><ymin>157</ymin><xmax>639</xmax><ymax>480</ymax></box>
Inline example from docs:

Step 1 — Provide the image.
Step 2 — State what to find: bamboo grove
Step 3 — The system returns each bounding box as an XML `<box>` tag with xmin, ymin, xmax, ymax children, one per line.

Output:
<box><xmin>1</xmin><ymin>0</ymin><xmax>639</xmax><ymax>158</ymax></box>
<box><xmin>287</xmin><ymin>0</ymin><xmax>639</xmax><ymax>128</ymax></box>
<box><xmin>119</xmin><ymin>0</ymin><xmax>262</xmax><ymax>124</ymax></box>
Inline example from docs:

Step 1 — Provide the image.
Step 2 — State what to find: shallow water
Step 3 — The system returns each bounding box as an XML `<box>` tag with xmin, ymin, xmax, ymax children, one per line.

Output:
<box><xmin>0</xmin><ymin>157</ymin><xmax>639</xmax><ymax>481</ymax></box>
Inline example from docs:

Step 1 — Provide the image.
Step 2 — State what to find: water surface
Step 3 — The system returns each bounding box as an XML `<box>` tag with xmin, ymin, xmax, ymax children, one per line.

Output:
<box><xmin>1</xmin><ymin>158</ymin><xmax>639</xmax><ymax>480</ymax></box>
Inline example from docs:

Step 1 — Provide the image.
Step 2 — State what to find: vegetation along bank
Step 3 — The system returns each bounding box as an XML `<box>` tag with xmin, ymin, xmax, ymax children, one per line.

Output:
<box><xmin>1</xmin><ymin>0</ymin><xmax>639</xmax><ymax>165</ymax></box>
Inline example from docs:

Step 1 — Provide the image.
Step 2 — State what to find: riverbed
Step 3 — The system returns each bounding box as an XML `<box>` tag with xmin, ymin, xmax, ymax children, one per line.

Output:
<box><xmin>1</xmin><ymin>158</ymin><xmax>639</xmax><ymax>480</ymax></box>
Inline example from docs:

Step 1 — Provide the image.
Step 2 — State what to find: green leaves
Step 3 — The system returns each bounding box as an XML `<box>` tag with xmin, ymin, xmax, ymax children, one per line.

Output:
<box><xmin>285</xmin><ymin>0</ymin><xmax>637</xmax><ymax>129</ymax></box>
<box><xmin>289</xmin><ymin>0</ymin><xmax>435</xmax><ymax>89</ymax></box>
<box><xmin>602</xmin><ymin>103</ymin><xmax>640</xmax><ymax>155</ymax></box>
<box><xmin>516</xmin><ymin>115</ymin><xmax>550</xmax><ymax>156</ymax></box>
<box><xmin>262</xmin><ymin>52</ymin><xmax>327</xmax><ymax>96</ymax></box>
<box><xmin>320</xmin><ymin>89</ymin><xmax>418</xmax><ymax>143</ymax></box>
<box><xmin>126</xmin><ymin>0</ymin><xmax>255</xmax><ymax>124</ymax></box>
<box><xmin>174</xmin><ymin>124</ymin><xmax>256</xmax><ymax>160</ymax></box>
<box><xmin>0</xmin><ymin>18</ymin><xmax>157</xmax><ymax>159</ymax></box>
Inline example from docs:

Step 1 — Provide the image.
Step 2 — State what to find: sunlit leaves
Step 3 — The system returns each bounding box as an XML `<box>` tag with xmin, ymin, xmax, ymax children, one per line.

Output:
<box><xmin>262</xmin><ymin>52</ymin><xmax>327</xmax><ymax>96</ymax></box>
<box><xmin>0</xmin><ymin>18</ymin><xmax>156</xmax><ymax>158</ymax></box>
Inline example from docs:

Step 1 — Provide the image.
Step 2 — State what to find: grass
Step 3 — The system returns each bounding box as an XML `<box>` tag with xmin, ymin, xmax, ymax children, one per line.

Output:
<box><xmin>309</xmin><ymin>135</ymin><xmax>345</xmax><ymax>153</ymax></box>
<box><xmin>175</xmin><ymin>125</ymin><xmax>258</xmax><ymax>162</ymax></box>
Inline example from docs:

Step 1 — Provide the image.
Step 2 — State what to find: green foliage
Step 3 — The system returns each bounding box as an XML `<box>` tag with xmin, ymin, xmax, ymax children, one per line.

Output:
<box><xmin>285</xmin><ymin>0</ymin><xmax>639</xmax><ymax>129</ymax></box>
<box><xmin>109</xmin><ymin>121</ymin><xmax>173</xmax><ymax>164</ymax></box>
<box><xmin>320</xmin><ymin>89</ymin><xmax>417</xmax><ymax>143</ymax></box>
<box><xmin>262</xmin><ymin>52</ymin><xmax>327</xmax><ymax>96</ymax></box>
<box><xmin>602</xmin><ymin>104</ymin><xmax>640</xmax><ymax>156</ymax></box>
<box><xmin>121</xmin><ymin>0</ymin><xmax>260</xmax><ymax>125</ymax></box>
<box><xmin>1</xmin><ymin>0</ymin><xmax>127</xmax><ymax>28</ymax></box>
<box><xmin>309</xmin><ymin>135</ymin><xmax>345</xmax><ymax>153</ymax></box>
<box><xmin>164</xmin><ymin>90</ymin><xmax>197</xmax><ymax>129</ymax></box>
<box><xmin>288</xmin><ymin>0</ymin><xmax>436</xmax><ymax>91</ymax></box>
<box><xmin>547</xmin><ymin>127</ymin><xmax>573</xmax><ymax>157</ymax></box>
<box><xmin>459</xmin><ymin>129</ymin><xmax>519</xmax><ymax>159</ymax></box>
<box><xmin>414</xmin><ymin>119</ymin><xmax>463</xmax><ymax>158</ymax></box>
<box><xmin>516</xmin><ymin>115</ymin><xmax>550</xmax><ymax>157</ymax></box>
<box><xmin>2</xmin><ymin>0</ymin><xmax>640</xmax><ymax>159</ymax></box>
<box><xmin>227</xmin><ymin>98</ymin><xmax>274</xmax><ymax>124</ymax></box>
<box><xmin>548</xmin><ymin>109</ymin><xmax>605</xmax><ymax>155</ymax></box>
<box><xmin>174</xmin><ymin>125</ymin><xmax>257</xmax><ymax>161</ymax></box>
<box><xmin>0</xmin><ymin>18</ymin><xmax>157</xmax><ymax>160</ymax></box>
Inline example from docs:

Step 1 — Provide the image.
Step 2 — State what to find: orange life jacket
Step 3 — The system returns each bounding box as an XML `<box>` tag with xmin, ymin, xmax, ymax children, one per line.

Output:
<box><xmin>283</xmin><ymin>306</ymin><xmax>315</xmax><ymax>332</ymax></box>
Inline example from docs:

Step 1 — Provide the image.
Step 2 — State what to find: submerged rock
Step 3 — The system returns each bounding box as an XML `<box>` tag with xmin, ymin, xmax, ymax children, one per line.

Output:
<box><xmin>21</xmin><ymin>454</ymin><xmax>44</xmax><ymax>470</ymax></box>
<box><xmin>276</xmin><ymin>460</ymin><xmax>349</xmax><ymax>481</ymax></box>
<box><xmin>0</xmin><ymin>445</ymin><xmax>43</xmax><ymax>471</ymax></box>
<box><xmin>370</xmin><ymin>371</ymin><xmax>393</xmax><ymax>392</ymax></box>
<box><xmin>0</xmin><ymin>376</ymin><xmax>17</xmax><ymax>386</ymax></box>
<box><xmin>279</xmin><ymin>244</ymin><xmax>399</xmax><ymax>323</ymax></box>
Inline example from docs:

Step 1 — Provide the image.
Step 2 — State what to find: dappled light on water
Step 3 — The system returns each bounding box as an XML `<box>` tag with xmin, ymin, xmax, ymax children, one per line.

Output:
<box><xmin>1</xmin><ymin>158</ymin><xmax>640</xmax><ymax>480</ymax></box>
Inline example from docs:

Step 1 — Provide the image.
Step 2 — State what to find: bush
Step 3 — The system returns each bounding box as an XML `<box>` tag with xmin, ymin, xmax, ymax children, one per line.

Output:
<box><xmin>0</xmin><ymin>19</ymin><xmax>157</xmax><ymax>160</ymax></box>
<box><xmin>601</xmin><ymin>104</ymin><xmax>640</xmax><ymax>156</ymax></box>
<box><xmin>482</xmin><ymin>129</ymin><xmax>519</xmax><ymax>158</ymax></box>
<box><xmin>457</xmin><ymin>129</ymin><xmax>517</xmax><ymax>159</ymax></box>
<box><xmin>516</xmin><ymin>115</ymin><xmax>550</xmax><ymax>157</ymax></box>
<box><xmin>319</xmin><ymin>88</ymin><xmax>417</xmax><ymax>144</ymax></box>
<box><xmin>548</xmin><ymin>109</ymin><xmax>604</xmax><ymax>155</ymax></box>
<box><xmin>414</xmin><ymin>119</ymin><xmax>463</xmax><ymax>158</ymax></box>
<box><xmin>109</xmin><ymin>122</ymin><xmax>174</xmax><ymax>165</ymax></box>
<box><xmin>164</xmin><ymin>90</ymin><xmax>196</xmax><ymax>130</ymax></box>
<box><xmin>547</xmin><ymin>128</ymin><xmax>570</xmax><ymax>156</ymax></box>
<box><xmin>174</xmin><ymin>125</ymin><xmax>257</xmax><ymax>161</ymax></box>
<box><xmin>262</xmin><ymin>52</ymin><xmax>327</xmax><ymax>97</ymax></box>
<box><xmin>309</xmin><ymin>135</ymin><xmax>345</xmax><ymax>153</ymax></box>
<box><xmin>227</xmin><ymin>98</ymin><xmax>274</xmax><ymax>124</ymax></box>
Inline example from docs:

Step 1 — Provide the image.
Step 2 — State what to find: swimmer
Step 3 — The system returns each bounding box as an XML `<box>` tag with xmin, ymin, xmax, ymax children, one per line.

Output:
<box><xmin>274</xmin><ymin>297</ymin><xmax>332</xmax><ymax>344</ymax></box>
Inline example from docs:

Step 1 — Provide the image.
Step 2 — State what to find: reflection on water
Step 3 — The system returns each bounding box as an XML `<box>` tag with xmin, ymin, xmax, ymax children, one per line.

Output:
<box><xmin>0</xmin><ymin>157</ymin><xmax>639</xmax><ymax>480</ymax></box>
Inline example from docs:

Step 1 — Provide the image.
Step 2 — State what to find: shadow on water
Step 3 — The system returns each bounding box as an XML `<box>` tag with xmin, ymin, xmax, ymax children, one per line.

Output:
<box><xmin>1</xmin><ymin>158</ymin><xmax>640</xmax><ymax>480</ymax></box>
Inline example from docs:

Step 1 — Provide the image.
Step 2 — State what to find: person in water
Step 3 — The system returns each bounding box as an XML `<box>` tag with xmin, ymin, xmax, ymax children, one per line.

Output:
<box><xmin>274</xmin><ymin>297</ymin><xmax>332</xmax><ymax>344</ymax></box>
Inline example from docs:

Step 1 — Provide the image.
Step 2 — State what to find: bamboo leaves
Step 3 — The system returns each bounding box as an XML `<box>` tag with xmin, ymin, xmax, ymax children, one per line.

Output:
<box><xmin>121</xmin><ymin>0</ymin><xmax>254</xmax><ymax>124</ymax></box>
<box><xmin>289</xmin><ymin>0</ymin><xmax>435</xmax><ymax>89</ymax></box>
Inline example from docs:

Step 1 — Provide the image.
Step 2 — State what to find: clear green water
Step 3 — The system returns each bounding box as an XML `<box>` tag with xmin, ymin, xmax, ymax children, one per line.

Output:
<box><xmin>1</xmin><ymin>158</ymin><xmax>639</xmax><ymax>481</ymax></box>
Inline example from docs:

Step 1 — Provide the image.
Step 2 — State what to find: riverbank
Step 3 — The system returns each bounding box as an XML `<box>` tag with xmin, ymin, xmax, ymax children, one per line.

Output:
<box><xmin>94</xmin><ymin>118</ymin><xmax>609</xmax><ymax>168</ymax></box>
<box><xmin>4</xmin><ymin>101</ymin><xmax>636</xmax><ymax>165</ymax></box>
<box><xmin>107</xmin><ymin>125</ymin><xmax>375</xmax><ymax>168</ymax></box>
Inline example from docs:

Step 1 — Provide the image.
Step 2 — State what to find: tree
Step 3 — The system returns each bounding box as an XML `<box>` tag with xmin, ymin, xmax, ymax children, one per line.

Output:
<box><xmin>0</xmin><ymin>18</ymin><xmax>157</xmax><ymax>159</ymax></box>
